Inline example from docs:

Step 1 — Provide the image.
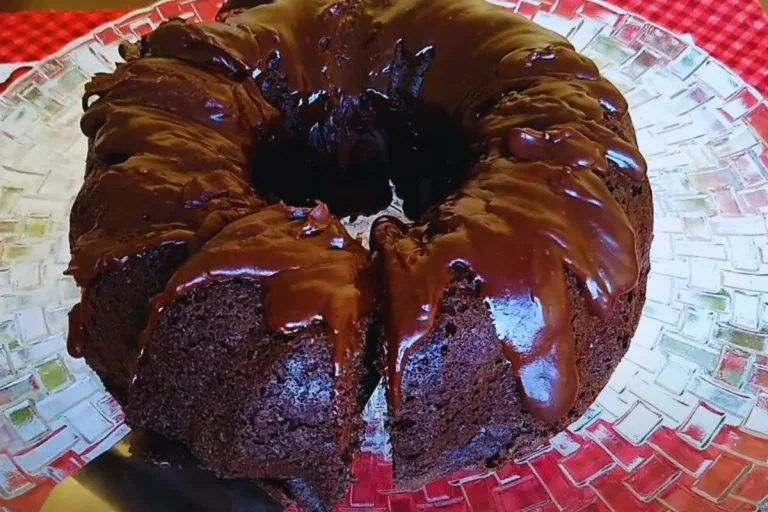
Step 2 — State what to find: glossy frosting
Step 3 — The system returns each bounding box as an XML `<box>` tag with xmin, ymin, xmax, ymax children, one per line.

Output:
<box><xmin>68</xmin><ymin>0</ymin><xmax>647</xmax><ymax>422</ymax></box>
<box><xmin>146</xmin><ymin>203</ymin><xmax>374</xmax><ymax>372</ymax></box>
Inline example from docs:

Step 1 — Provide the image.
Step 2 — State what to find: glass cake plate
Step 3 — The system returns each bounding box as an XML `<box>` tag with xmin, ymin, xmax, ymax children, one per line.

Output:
<box><xmin>1</xmin><ymin>0</ymin><xmax>768</xmax><ymax>510</ymax></box>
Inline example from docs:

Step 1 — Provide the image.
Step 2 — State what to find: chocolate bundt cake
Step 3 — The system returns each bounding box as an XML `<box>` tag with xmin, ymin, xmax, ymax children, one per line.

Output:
<box><xmin>66</xmin><ymin>0</ymin><xmax>653</xmax><ymax>509</ymax></box>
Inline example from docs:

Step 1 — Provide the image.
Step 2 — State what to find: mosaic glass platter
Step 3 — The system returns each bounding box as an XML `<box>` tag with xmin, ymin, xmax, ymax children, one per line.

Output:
<box><xmin>1</xmin><ymin>0</ymin><xmax>768</xmax><ymax>510</ymax></box>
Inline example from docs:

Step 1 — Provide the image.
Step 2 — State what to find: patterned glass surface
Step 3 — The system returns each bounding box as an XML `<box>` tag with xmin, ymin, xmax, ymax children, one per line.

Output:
<box><xmin>1</xmin><ymin>0</ymin><xmax>767</xmax><ymax>510</ymax></box>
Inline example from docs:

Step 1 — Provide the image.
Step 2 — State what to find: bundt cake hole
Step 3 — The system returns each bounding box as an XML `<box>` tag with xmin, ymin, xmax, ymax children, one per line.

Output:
<box><xmin>247</xmin><ymin>44</ymin><xmax>474</xmax><ymax>222</ymax></box>
<box><xmin>103</xmin><ymin>152</ymin><xmax>130</xmax><ymax>167</ymax></box>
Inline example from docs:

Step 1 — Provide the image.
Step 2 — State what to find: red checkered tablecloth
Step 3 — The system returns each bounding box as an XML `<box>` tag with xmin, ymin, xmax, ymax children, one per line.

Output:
<box><xmin>0</xmin><ymin>10</ymin><xmax>126</xmax><ymax>64</ymax></box>
<box><xmin>1</xmin><ymin>2</ymin><xmax>768</xmax><ymax>512</ymax></box>
<box><xmin>0</xmin><ymin>0</ymin><xmax>767</xmax><ymax>91</ymax></box>
<box><xmin>0</xmin><ymin>1</ymin><xmax>767</xmax><ymax>91</ymax></box>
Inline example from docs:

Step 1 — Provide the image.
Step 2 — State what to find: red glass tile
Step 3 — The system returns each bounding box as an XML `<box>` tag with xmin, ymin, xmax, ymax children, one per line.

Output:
<box><xmin>713</xmin><ymin>427</ymin><xmax>768</xmax><ymax>464</ymax></box>
<box><xmin>612</xmin><ymin>15</ymin><xmax>646</xmax><ymax>44</ymax></box>
<box><xmin>731</xmin><ymin>465</ymin><xmax>768</xmax><ymax>503</ymax></box>
<box><xmin>4</xmin><ymin>475</ymin><xmax>56</xmax><ymax>512</ymax></box>
<box><xmin>590</xmin><ymin>466</ymin><xmax>652</xmax><ymax>512</ymax></box>
<box><xmin>515</xmin><ymin>1</ymin><xmax>538</xmax><ymax>19</ymax></box>
<box><xmin>730</xmin><ymin>153</ymin><xmax>766</xmax><ymax>187</ymax></box>
<box><xmin>748</xmin><ymin>363</ymin><xmax>768</xmax><ymax>389</ymax></box>
<box><xmin>350</xmin><ymin>453</ymin><xmax>388</xmax><ymax>507</ymax></box>
<box><xmin>740</xmin><ymin>188</ymin><xmax>768</xmax><ymax>214</ymax></box>
<box><xmin>374</xmin><ymin>459</ymin><xmax>394</xmax><ymax>493</ymax></box>
<box><xmin>679</xmin><ymin>402</ymin><xmax>728</xmax><ymax>450</ymax></box>
<box><xmin>495</xmin><ymin>461</ymin><xmax>528</xmax><ymax>484</ymax></box>
<box><xmin>390</xmin><ymin>493</ymin><xmax>417</xmax><ymax>512</ymax></box>
<box><xmin>492</xmin><ymin>475</ymin><xmax>550</xmax><ymax>512</ymax></box>
<box><xmin>550</xmin><ymin>0</ymin><xmax>582</xmax><ymax>18</ymax></box>
<box><xmin>558</xmin><ymin>440</ymin><xmax>614</xmax><ymax>486</ymax></box>
<box><xmin>637</xmin><ymin>24</ymin><xmax>687</xmax><ymax>59</ymax></box>
<box><xmin>529</xmin><ymin>451</ymin><xmax>596</xmax><ymax>510</ymax></box>
<box><xmin>581</xmin><ymin>1</ymin><xmax>622</xmax><ymax>26</ymax></box>
<box><xmin>730</xmin><ymin>502</ymin><xmax>760</xmax><ymax>512</ymax></box>
<box><xmin>648</xmin><ymin>426</ymin><xmax>716</xmax><ymax>477</ymax></box>
<box><xmin>578</xmin><ymin>500</ymin><xmax>613</xmax><ymax>512</ymax></box>
<box><xmin>191</xmin><ymin>1</ymin><xmax>222</xmax><ymax>23</ymax></box>
<box><xmin>758</xmin><ymin>147</ymin><xmax>768</xmax><ymax>172</ymax></box>
<box><xmin>718</xmin><ymin>496</ymin><xmax>752</xmax><ymax>511</ymax></box>
<box><xmin>514</xmin><ymin>444</ymin><xmax>553</xmax><ymax>464</ymax></box>
<box><xmin>657</xmin><ymin>483</ymin><xmax>724</xmax><ymax>512</ymax></box>
<box><xmin>0</xmin><ymin>453</ymin><xmax>35</xmax><ymax>497</ymax></box>
<box><xmin>718</xmin><ymin>88</ymin><xmax>761</xmax><ymax>122</ymax></box>
<box><xmin>416</xmin><ymin>498</ymin><xmax>468</xmax><ymax>511</ymax></box>
<box><xmin>642</xmin><ymin>500</ymin><xmax>669</xmax><ymax>512</ymax></box>
<box><xmin>586</xmin><ymin>420</ymin><xmax>654</xmax><ymax>471</ymax></box>
<box><xmin>113</xmin><ymin>13</ymin><xmax>148</xmax><ymax>36</ymax></box>
<box><xmin>745</xmin><ymin>104</ymin><xmax>768</xmax><ymax>145</ymax></box>
<box><xmin>46</xmin><ymin>450</ymin><xmax>84</xmax><ymax>482</ymax></box>
<box><xmin>424</xmin><ymin>479</ymin><xmax>461</xmax><ymax>502</ymax></box>
<box><xmin>693</xmin><ymin>453</ymin><xmax>751</xmax><ymax>502</ymax></box>
<box><xmin>154</xmin><ymin>2</ymin><xmax>183</xmax><ymax>19</ymax></box>
<box><xmin>93</xmin><ymin>26</ymin><xmax>122</xmax><ymax>47</ymax></box>
<box><xmin>623</xmin><ymin>455</ymin><xmax>682</xmax><ymax>501</ymax></box>
<box><xmin>689</xmin><ymin>168</ymin><xmax>739</xmax><ymax>190</ymax></box>
<box><xmin>459</xmin><ymin>476</ymin><xmax>496</xmax><ymax>512</ymax></box>
<box><xmin>713</xmin><ymin>188</ymin><xmax>743</xmax><ymax>216</ymax></box>
<box><xmin>677</xmin><ymin>472</ymin><xmax>697</xmax><ymax>488</ymax></box>
<box><xmin>38</xmin><ymin>59</ymin><xmax>65</xmax><ymax>80</ymax></box>
<box><xmin>715</xmin><ymin>346</ymin><xmax>753</xmax><ymax>388</ymax></box>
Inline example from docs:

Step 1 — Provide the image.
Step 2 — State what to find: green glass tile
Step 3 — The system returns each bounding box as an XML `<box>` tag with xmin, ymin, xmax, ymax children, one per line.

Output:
<box><xmin>36</xmin><ymin>357</ymin><xmax>71</xmax><ymax>391</ymax></box>
<box><xmin>587</xmin><ymin>35</ymin><xmax>634</xmax><ymax>64</ymax></box>
<box><xmin>9</xmin><ymin>405</ymin><xmax>34</xmax><ymax>427</ymax></box>
<box><xmin>0</xmin><ymin>187</ymin><xmax>23</xmax><ymax>214</ymax></box>
<box><xmin>676</xmin><ymin>289</ymin><xmax>730</xmax><ymax>312</ymax></box>
<box><xmin>2</xmin><ymin>245</ymin><xmax>28</xmax><ymax>261</ymax></box>
<box><xmin>21</xmin><ymin>85</ymin><xmax>64</xmax><ymax>117</ymax></box>
<box><xmin>23</xmin><ymin>216</ymin><xmax>51</xmax><ymax>238</ymax></box>
<box><xmin>714</xmin><ymin>324</ymin><xmax>768</xmax><ymax>352</ymax></box>
<box><xmin>658</xmin><ymin>333</ymin><xmax>720</xmax><ymax>371</ymax></box>
<box><xmin>57</xmin><ymin>69</ymin><xmax>89</xmax><ymax>93</ymax></box>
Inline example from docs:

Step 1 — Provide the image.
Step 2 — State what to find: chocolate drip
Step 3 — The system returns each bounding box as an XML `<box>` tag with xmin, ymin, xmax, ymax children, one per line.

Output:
<box><xmin>82</xmin><ymin>58</ymin><xmax>271</xmax><ymax>145</ymax></box>
<box><xmin>66</xmin><ymin>155</ymin><xmax>262</xmax><ymax>286</ymax></box>
<box><xmin>69</xmin><ymin>0</ymin><xmax>648</xmax><ymax>423</ymax></box>
<box><xmin>373</xmin><ymin>154</ymin><xmax>642</xmax><ymax>420</ymax></box>
<box><xmin>146</xmin><ymin>203</ymin><xmax>374</xmax><ymax>372</ymax></box>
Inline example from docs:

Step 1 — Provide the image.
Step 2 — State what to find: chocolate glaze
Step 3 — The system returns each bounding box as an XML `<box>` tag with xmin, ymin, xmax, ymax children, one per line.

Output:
<box><xmin>82</xmin><ymin>58</ymin><xmax>272</xmax><ymax>147</ymax></box>
<box><xmin>372</xmin><ymin>152</ymin><xmax>641</xmax><ymax>420</ymax></box>
<box><xmin>68</xmin><ymin>0</ymin><xmax>648</xmax><ymax>423</ymax></box>
<box><xmin>145</xmin><ymin>203</ymin><xmax>374</xmax><ymax>372</ymax></box>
